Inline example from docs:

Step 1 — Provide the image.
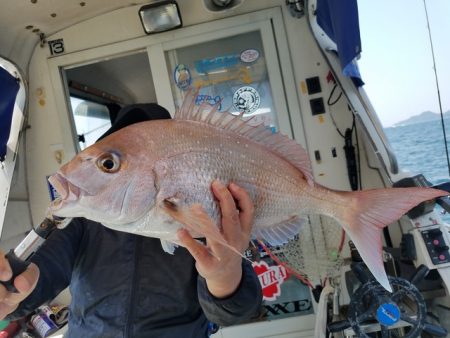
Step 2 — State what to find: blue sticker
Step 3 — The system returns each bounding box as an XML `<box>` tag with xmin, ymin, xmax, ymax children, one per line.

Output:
<box><xmin>376</xmin><ymin>303</ymin><xmax>400</xmax><ymax>326</ymax></box>
<box><xmin>195</xmin><ymin>94</ymin><xmax>222</xmax><ymax>110</ymax></box>
<box><xmin>194</xmin><ymin>54</ymin><xmax>240</xmax><ymax>74</ymax></box>
<box><xmin>173</xmin><ymin>64</ymin><xmax>192</xmax><ymax>90</ymax></box>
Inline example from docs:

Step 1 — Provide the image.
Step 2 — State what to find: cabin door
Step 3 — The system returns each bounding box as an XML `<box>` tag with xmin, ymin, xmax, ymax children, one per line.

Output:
<box><xmin>145</xmin><ymin>11</ymin><xmax>316</xmax><ymax>333</ymax></box>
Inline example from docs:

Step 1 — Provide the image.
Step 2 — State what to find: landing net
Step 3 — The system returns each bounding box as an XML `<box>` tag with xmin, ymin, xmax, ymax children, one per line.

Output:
<box><xmin>255</xmin><ymin>215</ymin><xmax>346</xmax><ymax>288</ymax></box>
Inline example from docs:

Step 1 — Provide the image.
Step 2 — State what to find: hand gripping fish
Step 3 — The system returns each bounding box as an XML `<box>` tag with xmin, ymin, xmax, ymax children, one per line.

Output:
<box><xmin>48</xmin><ymin>92</ymin><xmax>447</xmax><ymax>292</ymax></box>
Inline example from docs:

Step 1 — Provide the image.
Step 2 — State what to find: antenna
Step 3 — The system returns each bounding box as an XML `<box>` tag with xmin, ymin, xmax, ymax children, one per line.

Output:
<box><xmin>423</xmin><ymin>0</ymin><xmax>450</xmax><ymax>177</ymax></box>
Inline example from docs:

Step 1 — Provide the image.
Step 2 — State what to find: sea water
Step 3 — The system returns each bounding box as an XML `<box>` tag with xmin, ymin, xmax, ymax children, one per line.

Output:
<box><xmin>384</xmin><ymin>119</ymin><xmax>450</xmax><ymax>222</ymax></box>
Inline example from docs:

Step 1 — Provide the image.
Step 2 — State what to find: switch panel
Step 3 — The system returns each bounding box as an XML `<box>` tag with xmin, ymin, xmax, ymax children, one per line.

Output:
<box><xmin>421</xmin><ymin>227</ymin><xmax>450</xmax><ymax>265</ymax></box>
<box><xmin>305</xmin><ymin>76</ymin><xmax>321</xmax><ymax>95</ymax></box>
<box><xmin>310</xmin><ymin>97</ymin><xmax>325</xmax><ymax>115</ymax></box>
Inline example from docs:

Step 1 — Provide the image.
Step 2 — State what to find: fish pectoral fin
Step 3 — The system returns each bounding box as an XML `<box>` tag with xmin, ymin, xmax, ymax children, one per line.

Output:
<box><xmin>254</xmin><ymin>216</ymin><xmax>307</xmax><ymax>246</ymax></box>
<box><xmin>162</xmin><ymin>202</ymin><xmax>245</xmax><ymax>259</ymax></box>
<box><xmin>160</xmin><ymin>239</ymin><xmax>178</xmax><ymax>254</ymax></box>
<box><xmin>163</xmin><ymin>196</ymin><xmax>181</xmax><ymax>211</ymax></box>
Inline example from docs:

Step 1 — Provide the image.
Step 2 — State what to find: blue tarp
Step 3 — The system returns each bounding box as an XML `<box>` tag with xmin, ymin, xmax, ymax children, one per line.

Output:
<box><xmin>0</xmin><ymin>66</ymin><xmax>20</xmax><ymax>161</ymax></box>
<box><xmin>316</xmin><ymin>0</ymin><xmax>364</xmax><ymax>86</ymax></box>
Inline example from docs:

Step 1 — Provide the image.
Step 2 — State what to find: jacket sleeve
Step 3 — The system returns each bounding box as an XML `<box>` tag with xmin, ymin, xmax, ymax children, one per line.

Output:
<box><xmin>6</xmin><ymin>218</ymin><xmax>84</xmax><ymax>319</ymax></box>
<box><xmin>197</xmin><ymin>259</ymin><xmax>262</xmax><ymax>326</ymax></box>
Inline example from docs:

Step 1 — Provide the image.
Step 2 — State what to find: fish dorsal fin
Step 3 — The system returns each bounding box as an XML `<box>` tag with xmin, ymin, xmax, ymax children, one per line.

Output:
<box><xmin>174</xmin><ymin>90</ymin><xmax>314</xmax><ymax>186</ymax></box>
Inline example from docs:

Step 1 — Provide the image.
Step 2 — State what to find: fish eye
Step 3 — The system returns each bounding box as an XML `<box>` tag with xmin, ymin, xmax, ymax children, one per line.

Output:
<box><xmin>97</xmin><ymin>153</ymin><xmax>120</xmax><ymax>173</ymax></box>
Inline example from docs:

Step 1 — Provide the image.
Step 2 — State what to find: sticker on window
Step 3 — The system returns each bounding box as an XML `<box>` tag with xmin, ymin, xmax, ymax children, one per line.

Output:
<box><xmin>173</xmin><ymin>64</ymin><xmax>192</xmax><ymax>90</ymax></box>
<box><xmin>233</xmin><ymin>86</ymin><xmax>261</xmax><ymax>114</ymax></box>
<box><xmin>240</xmin><ymin>49</ymin><xmax>259</xmax><ymax>63</ymax></box>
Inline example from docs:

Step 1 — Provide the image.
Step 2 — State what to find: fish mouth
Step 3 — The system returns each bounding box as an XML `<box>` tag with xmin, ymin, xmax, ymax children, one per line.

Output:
<box><xmin>48</xmin><ymin>173</ymin><xmax>81</xmax><ymax>211</ymax></box>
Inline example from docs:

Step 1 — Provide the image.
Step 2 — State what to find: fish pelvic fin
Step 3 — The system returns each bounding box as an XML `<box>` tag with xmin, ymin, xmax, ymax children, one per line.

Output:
<box><xmin>162</xmin><ymin>201</ymin><xmax>247</xmax><ymax>260</ymax></box>
<box><xmin>337</xmin><ymin>187</ymin><xmax>447</xmax><ymax>292</ymax></box>
<box><xmin>174</xmin><ymin>89</ymin><xmax>314</xmax><ymax>186</ymax></box>
<box><xmin>160</xmin><ymin>239</ymin><xmax>178</xmax><ymax>254</ymax></box>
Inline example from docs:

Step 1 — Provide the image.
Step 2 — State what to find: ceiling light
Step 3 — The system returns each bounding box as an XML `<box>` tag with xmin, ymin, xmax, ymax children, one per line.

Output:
<box><xmin>139</xmin><ymin>1</ymin><xmax>182</xmax><ymax>34</ymax></box>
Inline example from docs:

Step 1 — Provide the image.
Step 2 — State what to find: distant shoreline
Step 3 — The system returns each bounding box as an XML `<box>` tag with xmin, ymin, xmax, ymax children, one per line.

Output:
<box><xmin>389</xmin><ymin>110</ymin><xmax>450</xmax><ymax>128</ymax></box>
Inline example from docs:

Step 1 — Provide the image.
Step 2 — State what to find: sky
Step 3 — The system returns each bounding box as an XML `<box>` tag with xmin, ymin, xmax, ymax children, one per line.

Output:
<box><xmin>356</xmin><ymin>0</ymin><xmax>450</xmax><ymax>127</ymax></box>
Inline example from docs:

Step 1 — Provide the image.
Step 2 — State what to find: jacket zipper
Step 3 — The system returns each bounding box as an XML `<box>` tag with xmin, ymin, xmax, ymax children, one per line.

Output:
<box><xmin>124</xmin><ymin>235</ymin><xmax>141</xmax><ymax>338</ymax></box>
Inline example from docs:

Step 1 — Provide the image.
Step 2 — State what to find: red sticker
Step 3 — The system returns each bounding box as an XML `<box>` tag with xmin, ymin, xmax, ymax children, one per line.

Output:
<box><xmin>253</xmin><ymin>261</ymin><xmax>289</xmax><ymax>301</ymax></box>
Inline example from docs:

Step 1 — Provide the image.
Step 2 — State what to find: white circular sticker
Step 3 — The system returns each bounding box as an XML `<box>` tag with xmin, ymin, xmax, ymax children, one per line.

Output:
<box><xmin>233</xmin><ymin>86</ymin><xmax>261</xmax><ymax>114</ymax></box>
<box><xmin>240</xmin><ymin>49</ymin><xmax>260</xmax><ymax>63</ymax></box>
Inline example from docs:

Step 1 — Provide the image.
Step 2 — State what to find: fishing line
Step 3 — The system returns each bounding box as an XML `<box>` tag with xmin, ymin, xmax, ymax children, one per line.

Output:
<box><xmin>423</xmin><ymin>0</ymin><xmax>450</xmax><ymax>177</ymax></box>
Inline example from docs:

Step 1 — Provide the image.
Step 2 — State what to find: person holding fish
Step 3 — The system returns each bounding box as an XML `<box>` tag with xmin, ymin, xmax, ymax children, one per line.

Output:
<box><xmin>0</xmin><ymin>103</ymin><xmax>263</xmax><ymax>337</ymax></box>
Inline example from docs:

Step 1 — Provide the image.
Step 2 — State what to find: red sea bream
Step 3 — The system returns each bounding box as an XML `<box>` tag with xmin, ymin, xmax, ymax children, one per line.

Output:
<box><xmin>48</xmin><ymin>92</ymin><xmax>447</xmax><ymax>292</ymax></box>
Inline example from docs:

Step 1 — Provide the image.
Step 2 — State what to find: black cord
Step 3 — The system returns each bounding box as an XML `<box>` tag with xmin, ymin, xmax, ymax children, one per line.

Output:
<box><xmin>352</xmin><ymin>115</ymin><xmax>362</xmax><ymax>190</ymax></box>
<box><xmin>327</xmin><ymin>84</ymin><xmax>346</xmax><ymax>139</ymax></box>
<box><xmin>327</xmin><ymin>83</ymin><xmax>343</xmax><ymax>106</ymax></box>
<box><xmin>327</xmin><ymin>83</ymin><xmax>360</xmax><ymax>190</ymax></box>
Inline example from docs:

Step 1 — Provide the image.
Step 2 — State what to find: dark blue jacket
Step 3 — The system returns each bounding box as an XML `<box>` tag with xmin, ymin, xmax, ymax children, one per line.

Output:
<box><xmin>9</xmin><ymin>218</ymin><xmax>262</xmax><ymax>337</ymax></box>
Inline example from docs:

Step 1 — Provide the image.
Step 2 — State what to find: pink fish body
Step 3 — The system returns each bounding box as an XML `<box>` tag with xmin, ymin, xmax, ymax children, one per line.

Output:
<box><xmin>48</xmin><ymin>93</ymin><xmax>447</xmax><ymax>292</ymax></box>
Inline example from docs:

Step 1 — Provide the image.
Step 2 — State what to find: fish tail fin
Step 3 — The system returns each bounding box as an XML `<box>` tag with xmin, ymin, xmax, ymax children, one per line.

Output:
<box><xmin>164</xmin><ymin>203</ymin><xmax>248</xmax><ymax>261</ymax></box>
<box><xmin>336</xmin><ymin>187</ymin><xmax>447</xmax><ymax>292</ymax></box>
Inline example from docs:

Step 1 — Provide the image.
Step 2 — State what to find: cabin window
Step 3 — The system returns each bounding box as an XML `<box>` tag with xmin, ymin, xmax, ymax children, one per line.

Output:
<box><xmin>165</xmin><ymin>30</ymin><xmax>278</xmax><ymax>132</ymax></box>
<box><xmin>61</xmin><ymin>50</ymin><xmax>156</xmax><ymax>151</ymax></box>
<box><xmin>69</xmin><ymin>97</ymin><xmax>112</xmax><ymax>150</ymax></box>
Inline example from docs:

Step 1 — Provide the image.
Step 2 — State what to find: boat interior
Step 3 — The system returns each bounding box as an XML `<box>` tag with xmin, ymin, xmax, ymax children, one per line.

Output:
<box><xmin>1</xmin><ymin>0</ymin><xmax>450</xmax><ymax>337</ymax></box>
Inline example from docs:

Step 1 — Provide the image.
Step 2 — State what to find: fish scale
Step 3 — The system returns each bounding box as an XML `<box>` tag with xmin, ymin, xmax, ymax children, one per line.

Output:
<box><xmin>154</xmin><ymin>149</ymin><xmax>303</xmax><ymax>230</ymax></box>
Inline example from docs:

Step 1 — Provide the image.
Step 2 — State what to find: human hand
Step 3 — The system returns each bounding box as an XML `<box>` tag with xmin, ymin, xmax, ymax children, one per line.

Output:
<box><xmin>177</xmin><ymin>180</ymin><xmax>254</xmax><ymax>298</ymax></box>
<box><xmin>0</xmin><ymin>251</ymin><xmax>39</xmax><ymax>319</ymax></box>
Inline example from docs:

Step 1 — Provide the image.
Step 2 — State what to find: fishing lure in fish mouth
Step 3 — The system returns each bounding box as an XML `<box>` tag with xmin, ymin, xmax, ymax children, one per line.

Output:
<box><xmin>47</xmin><ymin>90</ymin><xmax>448</xmax><ymax>292</ymax></box>
<box><xmin>49</xmin><ymin>173</ymin><xmax>82</xmax><ymax>205</ymax></box>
